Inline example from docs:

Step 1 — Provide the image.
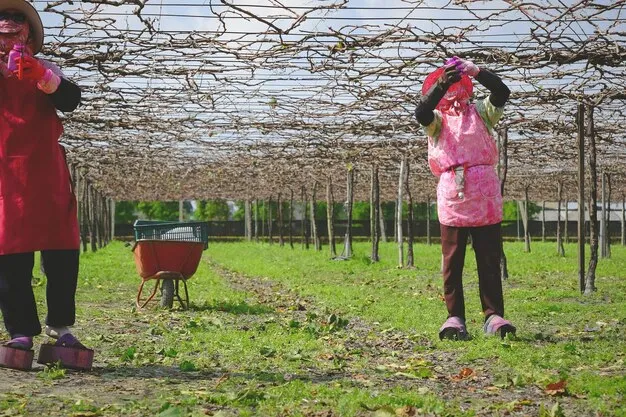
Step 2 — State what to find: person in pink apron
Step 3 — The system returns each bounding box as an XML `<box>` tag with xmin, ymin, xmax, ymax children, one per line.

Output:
<box><xmin>415</xmin><ymin>57</ymin><xmax>516</xmax><ymax>340</ymax></box>
<box><xmin>0</xmin><ymin>0</ymin><xmax>86</xmax><ymax>357</ymax></box>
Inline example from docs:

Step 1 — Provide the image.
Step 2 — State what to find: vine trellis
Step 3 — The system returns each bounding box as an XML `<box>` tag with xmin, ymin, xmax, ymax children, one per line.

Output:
<box><xmin>31</xmin><ymin>0</ymin><xmax>625</xmax><ymax>203</ymax></box>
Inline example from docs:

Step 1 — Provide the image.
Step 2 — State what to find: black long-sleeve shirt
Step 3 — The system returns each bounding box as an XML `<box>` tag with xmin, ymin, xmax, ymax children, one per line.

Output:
<box><xmin>50</xmin><ymin>78</ymin><xmax>81</xmax><ymax>112</ymax></box>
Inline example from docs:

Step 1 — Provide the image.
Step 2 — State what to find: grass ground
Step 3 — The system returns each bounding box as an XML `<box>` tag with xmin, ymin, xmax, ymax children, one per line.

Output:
<box><xmin>0</xmin><ymin>240</ymin><xmax>624</xmax><ymax>416</ymax></box>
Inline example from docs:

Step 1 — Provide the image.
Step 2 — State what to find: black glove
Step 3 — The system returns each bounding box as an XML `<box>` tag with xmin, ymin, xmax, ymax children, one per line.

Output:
<box><xmin>415</xmin><ymin>65</ymin><xmax>461</xmax><ymax>126</ymax></box>
<box><xmin>438</xmin><ymin>65</ymin><xmax>462</xmax><ymax>89</ymax></box>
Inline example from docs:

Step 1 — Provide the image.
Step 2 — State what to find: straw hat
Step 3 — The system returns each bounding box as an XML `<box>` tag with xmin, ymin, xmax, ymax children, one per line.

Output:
<box><xmin>0</xmin><ymin>0</ymin><xmax>43</xmax><ymax>53</ymax></box>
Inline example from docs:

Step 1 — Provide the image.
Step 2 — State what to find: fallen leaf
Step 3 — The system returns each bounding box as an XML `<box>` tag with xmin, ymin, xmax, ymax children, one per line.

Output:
<box><xmin>451</xmin><ymin>367</ymin><xmax>475</xmax><ymax>381</ymax></box>
<box><xmin>545</xmin><ymin>379</ymin><xmax>567</xmax><ymax>396</ymax></box>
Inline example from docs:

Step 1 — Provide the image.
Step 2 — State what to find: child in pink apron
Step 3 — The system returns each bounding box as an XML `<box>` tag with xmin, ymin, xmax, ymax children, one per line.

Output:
<box><xmin>415</xmin><ymin>57</ymin><xmax>516</xmax><ymax>340</ymax></box>
<box><xmin>0</xmin><ymin>0</ymin><xmax>87</xmax><ymax>359</ymax></box>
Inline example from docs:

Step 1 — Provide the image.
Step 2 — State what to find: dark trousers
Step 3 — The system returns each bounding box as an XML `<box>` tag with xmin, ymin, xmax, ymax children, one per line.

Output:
<box><xmin>440</xmin><ymin>223</ymin><xmax>504</xmax><ymax>321</ymax></box>
<box><xmin>0</xmin><ymin>250</ymin><xmax>79</xmax><ymax>337</ymax></box>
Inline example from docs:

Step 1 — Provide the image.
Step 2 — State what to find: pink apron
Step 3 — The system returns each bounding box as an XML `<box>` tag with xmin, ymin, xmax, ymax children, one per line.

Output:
<box><xmin>0</xmin><ymin>75</ymin><xmax>79</xmax><ymax>255</ymax></box>
<box><xmin>427</xmin><ymin>105</ymin><xmax>502</xmax><ymax>227</ymax></box>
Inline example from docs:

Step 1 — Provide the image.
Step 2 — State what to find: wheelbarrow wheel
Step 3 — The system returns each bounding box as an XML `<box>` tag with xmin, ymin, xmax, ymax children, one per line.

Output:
<box><xmin>160</xmin><ymin>279</ymin><xmax>175</xmax><ymax>308</ymax></box>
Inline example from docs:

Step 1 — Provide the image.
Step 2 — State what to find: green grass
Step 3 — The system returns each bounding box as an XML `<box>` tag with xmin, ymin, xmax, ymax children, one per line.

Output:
<box><xmin>0</xmin><ymin>240</ymin><xmax>623</xmax><ymax>416</ymax></box>
<box><xmin>207</xmin><ymin>240</ymin><xmax>626</xmax><ymax>415</ymax></box>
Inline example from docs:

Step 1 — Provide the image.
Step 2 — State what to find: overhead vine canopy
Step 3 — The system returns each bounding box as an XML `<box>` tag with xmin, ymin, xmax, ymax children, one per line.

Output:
<box><xmin>36</xmin><ymin>0</ymin><xmax>626</xmax><ymax>202</ymax></box>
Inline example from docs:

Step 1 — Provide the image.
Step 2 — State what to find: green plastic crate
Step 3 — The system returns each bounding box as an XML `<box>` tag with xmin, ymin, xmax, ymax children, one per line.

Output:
<box><xmin>133</xmin><ymin>220</ymin><xmax>209</xmax><ymax>249</ymax></box>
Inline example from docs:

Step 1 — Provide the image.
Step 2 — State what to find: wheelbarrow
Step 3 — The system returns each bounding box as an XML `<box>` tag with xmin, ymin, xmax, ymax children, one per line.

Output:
<box><xmin>132</xmin><ymin>220</ymin><xmax>209</xmax><ymax>309</ymax></box>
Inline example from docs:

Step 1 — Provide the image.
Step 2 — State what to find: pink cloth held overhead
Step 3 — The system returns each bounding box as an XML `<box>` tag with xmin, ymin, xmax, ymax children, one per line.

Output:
<box><xmin>428</xmin><ymin>105</ymin><xmax>502</xmax><ymax>227</ymax></box>
<box><xmin>422</xmin><ymin>67</ymin><xmax>473</xmax><ymax>112</ymax></box>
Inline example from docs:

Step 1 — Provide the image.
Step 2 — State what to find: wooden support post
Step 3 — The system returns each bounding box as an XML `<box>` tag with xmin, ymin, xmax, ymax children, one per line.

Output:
<box><xmin>80</xmin><ymin>171</ymin><xmax>88</xmax><ymax>253</ymax></box>
<box><xmin>341</xmin><ymin>166</ymin><xmax>355</xmax><ymax>259</ymax></box>
<box><xmin>426</xmin><ymin>196</ymin><xmax>432</xmax><ymax>246</ymax></box>
<box><xmin>577</xmin><ymin>102</ymin><xmax>585</xmax><ymax>293</ymax></box>
<box><xmin>379</xmin><ymin>200</ymin><xmax>387</xmax><ymax>243</ymax></box>
<box><xmin>405</xmin><ymin>161</ymin><xmax>414</xmax><ymax>267</ymax></box>
<box><xmin>245</xmin><ymin>199</ymin><xmax>252</xmax><ymax>241</ymax></box>
<box><xmin>622</xmin><ymin>194</ymin><xmax>625</xmax><ymax>246</ymax></box>
<box><xmin>557</xmin><ymin>182</ymin><xmax>565</xmax><ymax>256</ymax></box>
<box><xmin>268</xmin><ymin>197</ymin><xmax>273</xmax><ymax>245</ymax></box>
<box><xmin>524</xmin><ymin>187</ymin><xmax>531</xmax><ymax>253</ymax></box>
<box><xmin>300</xmin><ymin>187</ymin><xmax>306</xmax><ymax>249</ymax></box>
<box><xmin>565</xmin><ymin>197</ymin><xmax>569</xmax><ymax>244</ymax></box>
<box><xmin>262</xmin><ymin>200</ymin><xmax>266</xmax><ymax>240</ymax></box>
<box><xmin>289</xmin><ymin>190</ymin><xmax>294</xmax><ymax>249</ymax></box>
<box><xmin>310</xmin><ymin>183</ymin><xmax>320</xmax><ymax>251</ymax></box>
<box><xmin>600</xmin><ymin>171</ymin><xmax>606</xmax><ymax>258</ymax></box>
<box><xmin>88</xmin><ymin>185</ymin><xmax>97</xmax><ymax>253</ymax></box>
<box><xmin>278</xmin><ymin>193</ymin><xmax>284</xmax><ymax>247</ymax></box>
<box><xmin>605</xmin><ymin>173</ymin><xmax>611</xmax><ymax>258</ymax></box>
<box><xmin>396</xmin><ymin>159</ymin><xmax>405</xmax><ymax>268</ymax></box>
<box><xmin>326</xmin><ymin>177</ymin><xmax>336</xmax><ymax>257</ymax></box>
<box><xmin>541</xmin><ymin>201</ymin><xmax>545</xmax><ymax>242</ymax></box>
<box><xmin>110</xmin><ymin>198</ymin><xmax>115</xmax><ymax>241</ymax></box>
<box><xmin>585</xmin><ymin>105</ymin><xmax>598</xmax><ymax>294</ymax></box>
<box><xmin>498</xmin><ymin>127</ymin><xmax>509</xmax><ymax>280</ymax></box>
<box><xmin>254</xmin><ymin>200</ymin><xmax>259</xmax><ymax>242</ymax></box>
<box><xmin>370</xmin><ymin>165</ymin><xmax>380</xmax><ymax>262</ymax></box>
<box><xmin>584</xmin><ymin>103</ymin><xmax>598</xmax><ymax>295</ymax></box>
<box><xmin>97</xmin><ymin>191</ymin><xmax>104</xmax><ymax>249</ymax></box>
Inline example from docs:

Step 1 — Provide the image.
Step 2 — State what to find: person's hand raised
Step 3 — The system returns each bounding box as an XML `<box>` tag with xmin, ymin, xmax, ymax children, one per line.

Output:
<box><xmin>456</xmin><ymin>58</ymin><xmax>480</xmax><ymax>77</ymax></box>
<box><xmin>13</xmin><ymin>55</ymin><xmax>46</xmax><ymax>81</ymax></box>
<box><xmin>439</xmin><ymin>64</ymin><xmax>462</xmax><ymax>88</ymax></box>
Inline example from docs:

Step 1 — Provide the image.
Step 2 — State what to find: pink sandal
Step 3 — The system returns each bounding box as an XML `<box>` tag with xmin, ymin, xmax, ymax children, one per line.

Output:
<box><xmin>484</xmin><ymin>314</ymin><xmax>516</xmax><ymax>338</ymax></box>
<box><xmin>5</xmin><ymin>336</ymin><xmax>33</xmax><ymax>351</ymax></box>
<box><xmin>54</xmin><ymin>333</ymin><xmax>87</xmax><ymax>350</ymax></box>
<box><xmin>439</xmin><ymin>316</ymin><xmax>468</xmax><ymax>341</ymax></box>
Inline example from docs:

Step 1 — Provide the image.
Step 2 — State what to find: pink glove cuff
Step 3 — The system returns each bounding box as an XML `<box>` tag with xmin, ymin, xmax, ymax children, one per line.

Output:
<box><xmin>459</xmin><ymin>61</ymin><xmax>480</xmax><ymax>77</ymax></box>
<box><xmin>37</xmin><ymin>68</ymin><xmax>61</xmax><ymax>94</ymax></box>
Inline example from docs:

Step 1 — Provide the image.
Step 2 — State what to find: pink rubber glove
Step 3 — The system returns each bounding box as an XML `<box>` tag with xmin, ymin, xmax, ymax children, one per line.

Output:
<box><xmin>14</xmin><ymin>54</ymin><xmax>61</xmax><ymax>93</ymax></box>
<box><xmin>14</xmin><ymin>54</ymin><xmax>46</xmax><ymax>80</ymax></box>
<box><xmin>456</xmin><ymin>58</ymin><xmax>480</xmax><ymax>77</ymax></box>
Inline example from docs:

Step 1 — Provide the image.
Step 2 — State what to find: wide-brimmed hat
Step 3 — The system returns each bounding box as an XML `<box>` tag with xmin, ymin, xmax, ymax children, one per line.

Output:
<box><xmin>0</xmin><ymin>0</ymin><xmax>43</xmax><ymax>53</ymax></box>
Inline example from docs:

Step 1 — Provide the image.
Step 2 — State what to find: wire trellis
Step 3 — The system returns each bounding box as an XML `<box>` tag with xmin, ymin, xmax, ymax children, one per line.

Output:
<box><xmin>31</xmin><ymin>0</ymin><xmax>625</xmax><ymax>202</ymax></box>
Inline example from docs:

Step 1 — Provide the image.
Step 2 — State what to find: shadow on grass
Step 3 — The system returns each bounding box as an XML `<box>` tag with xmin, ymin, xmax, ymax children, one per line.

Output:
<box><xmin>188</xmin><ymin>300</ymin><xmax>274</xmax><ymax>315</ymax></box>
<box><xmin>92</xmin><ymin>364</ymin><xmax>345</xmax><ymax>385</ymax></box>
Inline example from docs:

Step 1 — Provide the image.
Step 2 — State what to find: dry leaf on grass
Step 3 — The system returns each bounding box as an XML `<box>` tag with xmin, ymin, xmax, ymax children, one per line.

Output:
<box><xmin>545</xmin><ymin>379</ymin><xmax>568</xmax><ymax>396</ymax></box>
<box><xmin>451</xmin><ymin>367</ymin><xmax>475</xmax><ymax>381</ymax></box>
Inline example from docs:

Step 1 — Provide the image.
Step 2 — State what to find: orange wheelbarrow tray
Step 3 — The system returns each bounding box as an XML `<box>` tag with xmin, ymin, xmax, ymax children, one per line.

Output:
<box><xmin>132</xmin><ymin>220</ymin><xmax>209</xmax><ymax>309</ymax></box>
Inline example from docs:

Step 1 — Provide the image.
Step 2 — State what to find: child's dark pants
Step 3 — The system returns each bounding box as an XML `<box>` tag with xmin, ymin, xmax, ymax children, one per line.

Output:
<box><xmin>440</xmin><ymin>223</ymin><xmax>504</xmax><ymax>321</ymax></box>
<box><xmin>0</xmin><ymin>249</ymin><xmax>79</xmax><ymax>337</ymax></box>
